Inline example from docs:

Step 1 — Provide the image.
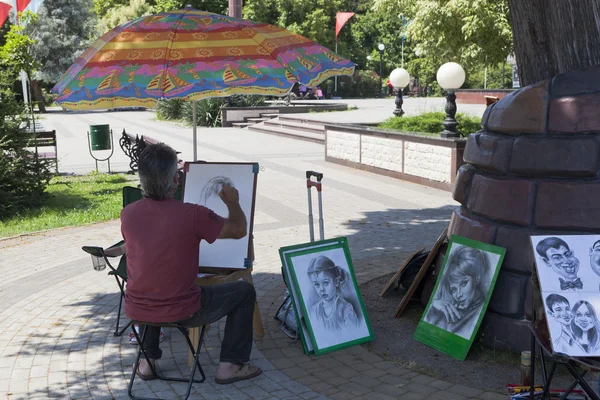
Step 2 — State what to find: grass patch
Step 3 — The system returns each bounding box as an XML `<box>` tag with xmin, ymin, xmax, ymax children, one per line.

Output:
<box><xmin>0</xmin><ymin>173</ymin><xmax>138</xmax><ymax>238</ymax></box>
<box><xmin>377</xmin><ymin>112</ymin><xmax>482</xmax><ymax>137</ymax></box>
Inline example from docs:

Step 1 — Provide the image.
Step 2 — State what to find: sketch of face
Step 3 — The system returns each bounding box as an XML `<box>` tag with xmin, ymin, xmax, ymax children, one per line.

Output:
<box><xmin>543</xmin><ymin>246</ymin><xmax>579</xmax><ymax>280</ymax></box>
<box><xmin>310</xmin><ymin>271</ymin><xmax>338</xmax><ymax>302</ymax></box>
<box><xmin>589</xmin><ymin>243</ymin><xmax>600</xmax><ymax>277</ymax></box>
<box><xmin>449</xmin><ymin>273</ymin><xmax>477</xmax><ymax>310</ymax></box>
<box><xmin>574</xmin><ymin>303</ymin><xmax>594</xmax><ymax>331</ymax></box>
<box><xmin>550</xmin><ymin>302</ymin><xmax>572</xmax><ymax>327</ymax></box>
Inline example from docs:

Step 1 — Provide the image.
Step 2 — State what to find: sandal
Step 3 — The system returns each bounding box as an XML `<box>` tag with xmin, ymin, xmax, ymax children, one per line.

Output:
<box><xmin>215</xmin><ymin>364</ymin><xmax>262</xmax><ymax>385</ymax></box>
<box><xmin>133</xmin><ymin>360</ymin><xmax>157</xmax><ymax>381</ymax></box>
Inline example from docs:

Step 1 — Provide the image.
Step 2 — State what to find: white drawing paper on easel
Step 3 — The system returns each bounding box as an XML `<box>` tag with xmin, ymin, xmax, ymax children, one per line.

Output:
<box><xmin>183</xmin><ymin>162</ymin><xmax>257</xmax><ymax>270</ymax></box>
<box><xmin>531</xmin><ymin>234</ymin><xmax>600</xmax><ymax>357</ymax></box>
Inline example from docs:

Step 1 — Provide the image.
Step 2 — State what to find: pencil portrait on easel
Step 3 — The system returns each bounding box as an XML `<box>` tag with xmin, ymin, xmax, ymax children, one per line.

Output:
<box><xmin>182</xmin><ymin>162</ymin><xmax>258</xmax><ymax>270</ymax></box>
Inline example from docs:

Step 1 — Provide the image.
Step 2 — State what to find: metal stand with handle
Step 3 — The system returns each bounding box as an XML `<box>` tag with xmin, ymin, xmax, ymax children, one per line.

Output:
<box><xmin>306</xmin><ymin>170</ymin><xmax>324</xmax><ymax>242</ymax></box>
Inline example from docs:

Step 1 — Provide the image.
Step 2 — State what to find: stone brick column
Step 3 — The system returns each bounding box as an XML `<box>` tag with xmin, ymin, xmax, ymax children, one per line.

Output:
<box><xmin>449</xmin><ymin>65</ymin><xmax>600</xmax><ymax>352</ymax></box>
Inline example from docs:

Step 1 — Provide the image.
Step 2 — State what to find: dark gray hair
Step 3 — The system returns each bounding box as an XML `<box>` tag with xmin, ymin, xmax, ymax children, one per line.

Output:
<box><xmin>138</xmin><ymin>143</ymin><xmax>178</xmax><ymax>200</ymax></box>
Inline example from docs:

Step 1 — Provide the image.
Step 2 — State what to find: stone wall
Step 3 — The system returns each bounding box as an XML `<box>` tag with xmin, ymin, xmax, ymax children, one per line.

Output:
<box><xmin>450</xmin><ymin>65</ymin><xmax>600</xmax><ymax>352</ymax></box>
<box><xmin>455</xmin><ymin>89</ymin><xmax>515</xmax><ymax>104</ymax></box>
<box><xmin>324</xmin><ymin>124</ymin><xmax>465</xmax><ymax>191</ymax></box>
<box><xmin>404</xmin><ymin>142</ymin><xmax>452</xmax><ymax>183</ymax></box>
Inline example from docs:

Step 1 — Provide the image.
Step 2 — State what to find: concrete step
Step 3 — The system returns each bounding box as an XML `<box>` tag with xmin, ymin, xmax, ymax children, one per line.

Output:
<box><xmin>232</xmin><ymin>122</ymin><xmax>252</xmax><ymax>129</ymax></box>
<box><xmin>277</xmin><ymin>115</ymin><xmax>329</xmax><ymax>128</ymax></box>
<box><xmin>259</xmin><ymin>113</ymin><xmax>280</xmax><ymax>118</ymax></box>
<box><xmin>246</xmin><ymin>117</ymin><xmax>271</xmax><ymax>123</ymax></box>
<box><xmin>247</xmin><ymin>123</ymin><xmax>324</xmax><ymax>144</ymax></box>
<box><xmin>264</xmin><ymin>118</ymin><xmax>325</xmax><ymax>135</ymax></box>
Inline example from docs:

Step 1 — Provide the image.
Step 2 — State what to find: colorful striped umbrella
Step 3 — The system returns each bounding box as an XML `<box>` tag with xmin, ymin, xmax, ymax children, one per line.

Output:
<box><xmin>51</xmin><ymin>6</ymin><xmax>355</xmax><ymax>111</ymax></box>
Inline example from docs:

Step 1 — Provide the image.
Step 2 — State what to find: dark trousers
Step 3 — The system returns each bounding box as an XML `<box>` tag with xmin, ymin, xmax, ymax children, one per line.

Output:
<box><xmin>141</xmin><ymin>281</ymin><xmax>256</xmax><ymax>364</ymax></box>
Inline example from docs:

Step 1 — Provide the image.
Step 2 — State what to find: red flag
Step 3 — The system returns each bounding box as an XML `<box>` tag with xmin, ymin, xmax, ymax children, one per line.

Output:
<box><xmin>335</xmin><ymin>12</ymin><xmax>355</xmax><ymax>42</ymax></box>
<box><xmin>0</xmin><ymin>3</ymin><xmax>10</xmax><ymax>26</ymax></box>
<box><xmin>16</xmin><ymin>0</ymin><xmax>31</xmax><ymax>11</ymax></box>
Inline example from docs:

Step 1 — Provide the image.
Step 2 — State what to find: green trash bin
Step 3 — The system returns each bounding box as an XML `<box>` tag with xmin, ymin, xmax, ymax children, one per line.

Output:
<box><xmin>89</xmin><ymin>124</ymin><xmax>112</xmax><ymax>150</ymax></box>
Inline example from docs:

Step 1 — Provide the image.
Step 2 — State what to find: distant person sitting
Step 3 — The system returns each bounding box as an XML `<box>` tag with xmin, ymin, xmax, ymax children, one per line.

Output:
<box><xmin>118</xmin><ymin>143</ymin><xmax>262</xmax><ymax>384</ymax></box>
<box><xmin>299</xmin><ymin>84</ymin><xmax>308</xmax><ymax>98</ymax></box>
<box><xmin>316</xmin><ymin>86</ymin><xmax>324</xmax><ymax>100</ymax></box>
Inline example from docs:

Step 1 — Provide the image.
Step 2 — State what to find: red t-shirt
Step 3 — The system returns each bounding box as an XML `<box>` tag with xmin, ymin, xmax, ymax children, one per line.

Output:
<box><xmin>121</xmin><ymin>198</ymin><xmax>225</xmax><ymax>323</ymax></box>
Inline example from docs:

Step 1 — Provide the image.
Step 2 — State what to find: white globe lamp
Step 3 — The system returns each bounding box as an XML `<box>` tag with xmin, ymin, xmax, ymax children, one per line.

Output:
<box><xmin>436</xmin><ymin>62</ymin><xmax>465</xmax><ymax>138</ymax></box>
<box><xmin>389</xmin><ymin>68</ymin><xmax>410</xmax><ymax>116</ymax></box>
<box><xmin>436</xmin><ymin>62</ymin><xmax>466</xmax><ymax>90</ymax></box>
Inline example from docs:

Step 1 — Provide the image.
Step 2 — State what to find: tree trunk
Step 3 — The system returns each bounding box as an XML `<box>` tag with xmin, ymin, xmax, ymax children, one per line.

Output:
<box><xmin>228</xmin><ymin>0</ymin><xmax>242</xmax><ymax>18</ymax></box>
<box><xmin>31</xmin><ymin>79</ymin><xmax>46</xmax><ymax>113</ymax></box>
<box><xmin>508</xmin><ymin>0</ymin><xmax>600</xmax><ymax>86</ymax></box>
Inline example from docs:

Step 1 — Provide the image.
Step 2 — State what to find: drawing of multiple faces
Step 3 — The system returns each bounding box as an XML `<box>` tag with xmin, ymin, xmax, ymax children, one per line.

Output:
<box><xmin>544</xmin><ymin>293</ymin><xmax>600</xmax><ymax>356</ymax></box>
<box><xmin>531</xmin><ymin>235</ymin><xmax>600</xmax><ymax>356</ymax></box>
<box><xmin>532</xmin><ymin>236</ymin><xmax>600</xmax><ymax>293</ymax></box>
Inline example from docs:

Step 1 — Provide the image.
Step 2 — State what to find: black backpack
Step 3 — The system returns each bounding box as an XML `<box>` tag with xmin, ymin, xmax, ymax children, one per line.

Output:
<box><xmin>393</xmin><ymin>249</ymin><xmax>432</xmax><ymax>298</ymax></box>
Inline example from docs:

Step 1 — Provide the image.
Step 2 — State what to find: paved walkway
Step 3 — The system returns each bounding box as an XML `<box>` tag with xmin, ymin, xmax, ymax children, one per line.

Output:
<box><xmin>0</xmin><ymin>100</ymin><xmax>506</xmax><ymax>399</ymax></box>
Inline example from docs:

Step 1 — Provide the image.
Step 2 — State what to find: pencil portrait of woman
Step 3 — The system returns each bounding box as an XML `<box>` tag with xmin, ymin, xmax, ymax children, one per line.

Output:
<box><xmin>424</xmin><ymin>245</ymin><xmax>492</xmax><ymax>340</ymax></box>
<box><xmin>570</xmin><ymin>300</ymin><xmax>600</xmax><ymax>354</ymax></box>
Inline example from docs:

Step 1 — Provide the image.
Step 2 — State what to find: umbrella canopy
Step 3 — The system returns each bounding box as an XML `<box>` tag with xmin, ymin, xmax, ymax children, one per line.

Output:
<box><xmin>52</xmin><ymin>6</ymin><xmax>355</xmax><ymax>110</ymax></box>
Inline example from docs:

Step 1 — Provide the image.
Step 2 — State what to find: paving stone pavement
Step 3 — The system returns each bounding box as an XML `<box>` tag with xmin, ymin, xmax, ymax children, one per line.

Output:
<box><xmin>0</xmin><ymin>101</ymin><xmax>507</xmax><ymax>399</ymax></box>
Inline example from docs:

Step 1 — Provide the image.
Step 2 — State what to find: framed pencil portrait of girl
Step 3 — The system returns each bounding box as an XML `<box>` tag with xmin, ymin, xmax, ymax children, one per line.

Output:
<box><xmin>280</xmin><ymin>237</ymin><xmax>374</xmax><ymax>355</ymax></box>
<box><xmin>413</xmin><ymin>235</ymin><xmax>506</xmax><ymax>361</ymax></box>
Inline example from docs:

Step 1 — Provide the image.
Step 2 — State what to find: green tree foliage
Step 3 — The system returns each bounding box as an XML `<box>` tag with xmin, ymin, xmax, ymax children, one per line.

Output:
<box><xmin>94</xmin><ymin>0</ymin><xmax>226</xmax><ymax>18</ymax></box>
<box><xmin>0</xmin><ymin>23</ymin><xmax>52</xmax><ymax>219</ymax></box>
<box><xmin>152</xmin><ymin>0</ymin><xmax>227</xmax><ymax>14</ymax></box>
<box><xmin>373</xmin><ymin>0</ymin><xmax>512</xmax><ymax>69</ymax></box>
<box><xmin>26</xmin><ymin>0</ymin><xmax>97</xmax><ymax>83</ymax></box>
<box><xmin>1</xmin><ymin>13</ymin><xmax>38</xmax><ymax>77</ymax></box>
<box><xmin>95</xmin><ymin>0</ymin><xmax>228</xmax><ymax>33</ymax></box>
<box><xmin>244</xmin><ymin>0</ymin><xmax>357</xmax><ymax>52</ymax></box>
<box><xmin>243</xmin><ymin>0</ymin><xmax>411</xmax><ymax>93</ymax></box>
<box><xmin>100</xmin><ymin>0</ymin><xmax>153</xmax><ymax>32</ymax></box>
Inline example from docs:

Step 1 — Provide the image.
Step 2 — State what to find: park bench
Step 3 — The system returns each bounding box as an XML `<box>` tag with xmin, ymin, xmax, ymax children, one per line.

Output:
<box><xmin>485</xmin><ymin>95</ymin><xmax>500</xmax><ymax>106</ymax></box>
<box><xmin>27</xmin><ymin>130</ymin><xmax>58</xmax><ymax>173</ymax></box>
<box><xmin>119</xmin><ymin>129</ymin><xmax>183</xmax><ymax>173</ymax></box>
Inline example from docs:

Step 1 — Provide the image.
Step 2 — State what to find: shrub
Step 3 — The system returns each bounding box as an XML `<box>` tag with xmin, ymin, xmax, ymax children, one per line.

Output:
<box><xmin>323</xmin><ymin>69</ymin><xmax>381</xmax><ymax>99</ymax></box>
<box><xmin>40</xmin><ymin>87</ymin><xmax>55</xmax><ymax>106</ymax></box>
<box><xmin>0</xmin><ymin>67</ymin><xmax>52</xmax><ymax>219</ymax></box>
<box><xmin>378</xmin><ymin>112</ymin><xmax>482</xmax><ymax>136</ymax></box>
<box><xmin>181</xmin><ymin>98</ymin><xmax>225</xmax><ymax>127</ymax></box>
<box><xmin>155</xmin><ymin>99</ymin><xmax>185</xmax><ymax>120</ymax></box>
<box><xmin>156</xmin><ymin>95</ymin><xmax>266</xmax><ymax>127</ymax></box>
<box><xmin>228</xmin><ymin>95</ymin><xmax>266</xmax><ymax>107</ymax></box>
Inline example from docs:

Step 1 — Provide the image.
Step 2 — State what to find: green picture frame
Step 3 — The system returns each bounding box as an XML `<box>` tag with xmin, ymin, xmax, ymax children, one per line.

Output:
<box><xmin>413</xmin><ymin>235</ymin><xmax>506</xmax><ymax>361</ymax></box>
<box><xmin>279</xmin><ymin>238</ymin><xmax>348</xmax><ymax>355</ymax></box>
<box><xmin>279</xmin><ymin>237</ymin><xmax>374</xmax><ymax>355</ymax></box>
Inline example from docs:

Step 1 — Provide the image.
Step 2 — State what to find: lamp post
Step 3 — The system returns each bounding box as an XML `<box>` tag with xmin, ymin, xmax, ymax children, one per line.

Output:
<box><xmin>378</xmin><ymin>43</ymin><xmax>385</xmax><ymax>97</ymax></box>
<box><xmin>389</xmin><ymin>67</ymin><xmax>410</xmax><ymax>116</ymax></box>
<box><xmin>436</xmin><ymin>62</ymin><xmax>466</xmax><ymax>138</ymax></box>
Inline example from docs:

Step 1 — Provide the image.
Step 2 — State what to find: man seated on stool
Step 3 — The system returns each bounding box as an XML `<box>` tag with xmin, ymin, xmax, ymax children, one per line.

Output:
<box><xmin>106</xmin><ymin>143</ymin><xmax>262</xmax><ymax>384</ymax></box>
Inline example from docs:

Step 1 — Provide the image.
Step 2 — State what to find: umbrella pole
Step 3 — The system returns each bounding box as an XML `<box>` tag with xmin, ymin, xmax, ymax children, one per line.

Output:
<box><xmin>193</xmin><ymin>100</ymin><xmax>197</xmax><ymax>161</ymax></box>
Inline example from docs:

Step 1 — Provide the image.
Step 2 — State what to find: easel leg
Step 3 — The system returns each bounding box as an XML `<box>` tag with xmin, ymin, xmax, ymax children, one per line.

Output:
<box><xmin>188</xmin><ymin>327</ymin><xmax>200</xmax><ymax>367</ymax></box>
<box><xmin>539</xmin><ymin>344</ymin><xmax>548</xmax><ymax>387</ymax></box>
<box><xmin>542</xmin><ymin>362</ymin><xmax>557</xmax><ymax>400</ymax></box>
<box><xmin>530</xmin><ymin>332</ymin><xmax>536</xmax><ymax>397</ymax></box>
<box><xmin>242</xmin><ymin>273</ymin><xmax>264</xmax><ymax>339</ymax></box>
<box><xmin>564</xmin><ymin>363</ymin><xmax>599</xmax><ymax>400</ymax></box>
